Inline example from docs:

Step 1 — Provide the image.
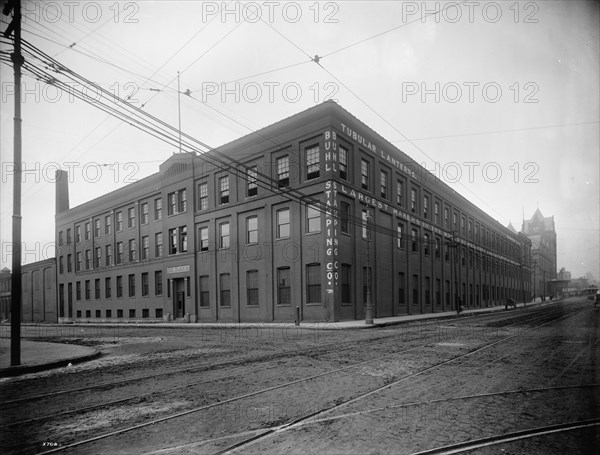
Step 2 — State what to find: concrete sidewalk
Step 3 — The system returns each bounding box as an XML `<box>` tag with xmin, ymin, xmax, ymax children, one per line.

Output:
<box><xmin>0</xmin><ymin>338</ymin><xmax>100</xmax><ymax>378</ymax></box>
<box><xmin>0</xmin><ymin>299</ymin><xmax>548</xmax><ymax>377</ymax></box>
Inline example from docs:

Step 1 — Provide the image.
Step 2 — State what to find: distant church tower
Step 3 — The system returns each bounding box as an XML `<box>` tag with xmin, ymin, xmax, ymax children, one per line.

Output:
<box><xmin>522</xmin><ymin>209</ymin><xmax>557</xmax><ymax>299</ymax></box>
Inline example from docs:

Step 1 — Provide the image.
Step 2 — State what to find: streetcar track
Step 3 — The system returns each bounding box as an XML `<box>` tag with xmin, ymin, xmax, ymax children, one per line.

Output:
<box><xmin>410</xmin><ymin>418</ymin><xmax>600</xmax><ymax>454</ymax></box>
<box><xmin>3</xmin><ymin>308</ymin><xmax>564</xmax><ymax>429</ymax></box>
<box><xmin>143</xmin><ymin>383</ymin><xmax>600</xmax><ymax>455</ymax></box>
<box><xmin>217</xmin><ymin>306</ymin><xmax>587</xmax><ymax>454</ymax></box>
<box><xmin>0</xmin><ymin>307</ymin><xmax>551</xmax><ymax>407</ymax></box>
<box><xmin>36</xmin><ymin>304</ymin><xmax>586</xmax><ymax>454</ymax></box>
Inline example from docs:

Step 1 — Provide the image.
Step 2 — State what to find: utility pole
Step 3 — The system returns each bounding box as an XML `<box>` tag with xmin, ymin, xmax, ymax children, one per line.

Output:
<box><xmin>3</xmin><ymin>0</ymin><xmax>23</xmax><ymax>366</ymax></box>
<box><xmin>365</xmin><ymin>211</ymin><xmax>373</xmax><ymax>324</ymax></box>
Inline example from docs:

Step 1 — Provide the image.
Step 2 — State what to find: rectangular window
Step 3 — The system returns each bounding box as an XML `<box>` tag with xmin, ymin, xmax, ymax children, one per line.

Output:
<box><xmin>398</xmin><ymin>272</ymin><xmax>405</xmax><ymax>305</ymax></box>
<box><xmin>247</xmin><ymin>216</ymin><xmax>258</xmax><ymax>244</ymax></box>
<box><xmin>105</xmin><ymin>215</ymin><xmax>112</xmax><ymax>235</ymax></box>
<box><xmin>58</xmin><ymin>231</ymin><xmax>64</xmax><ymax>246</ymax></box>
<box><xmin>360</xmin><ymin>159</ymin><xmax>369</xmax><ymax>190</ymax></box>
<box><xmin>425</xmin><ymin>276</ymin><xmax>431</xmax><ymax>305</ymax></box>
<box><xmin>435</xmin><ymin>237</ymin><xmax>441</xmax><ymax>259</ymax></box>
<box><xmin>169</xmin><ymin>228</ymin><xmax>177</xmax><ymax>254</ymax></box>
<box><xmin>277</xmin><ymin>156</ymin><xmax>289</xmax><ymax>188</ymax></box>
<box><xmin>129</xmin><ymin>239</ymin><xmax>137</xmax><ymax>262</ymax></box>
<box><xmin>168</xmin><ymin>192</ymin><xmax>176</xmax><ymax>216</ymax></box>
<box><xmin>178</xmin><ymin>189</ymin><xmax>187</xmax><ymax>213</ymax></box>
<box><xmin>142</xmin><ymin>272</ymin><xmax>148</xmax><ymax>296</ymax></box>
<box><xmin>410</xmin><ymin>188</ymin><xmax>417</xmax><ymax>213</ymax></box>
<box><xmin>116</xmin><ymin>242</ymin><xmax>123</xmax><ymax>264</ymax></box>
<box><xmin>412</xmin><ymin>274</ymin><xmax>419</xmax><ymax>305</ymax></box>
<box><xmin>59</xmin><ymin>256</ymin><xmax>64</xmax><ymax>274</ymax></box>
<box><xmin>199</xmin><ymin>226</ymin><xmax>209</xmax><ymax>251</ymax></box>
<box><xmin>155</xmin><ymin>232</ymin><xmax>163</xmax><ymax>257</ymax></box>
<box><xmin>76</xmin><ymin>281</ymin><xmax>81</xmax><ymax>300</ymax></box>
<box><xmin>95</xmin><ymin>279</ymin><xmax>100</xmax><ymax>299</ymax></box>
<box><xmin>128</xmin><ymin>274</ymin><xmax>135</xmax><ymax>297</ymax></box>
<box><xmin>67</xmin><ymin>228</ymin><xmax>72</xmax><ymax>244</ymax></box>
<box><xmin>434</xmin><ymin>202</ymin><xmax>440</xmax><ymax>225</ymax></box>
<box><xmin>105</xmin><ymin>277</ymin><xmax>111</xmax><ymax>299</ymax></box>
<box><xmin>277</xmin><ymin>267</ymin><xmax>291</xmax><ymax>305</ymax></box>
<box><xmin>76</xmin><ymin>252</ymin><xmax>82</xmax><ymax>272</ymax></box>
<box><xmin>424</xmin><ymin>233</ymin><xmax>430</xmax><ymax>256</ymax></box>
<box><xmin>342</xmin><ymin>264</ymin><xmax>351</xmax><ymax>304</ymax></box>
<box><xmin>277</xmin><ymin>209</ymin><xmax>290</xmax><ymax>238</ymax></box>
<box><xmin>199</xmin><ymin>275</ymin><xmax>209</xmax><ymax>307</ymax></box>
<box><xmin>247</xmin><ymin>166</ymin><xmax>258</xmax><ymax>197</ymax></box>
<box><xmin>307</xmin><ymin>205</ymin><xmax>321</xmax><ymax>233</ymax></box>
<box><xmin>76</xmin><ymin>225</ymin><xmax>81</xmax><ymax>243</ymax></box>
<box><xmin>116</xmin><ymin>212</ymin><xmax>123</xmax><ymax>231</ymax></box>
<box><xmin>67</xmin><ymin>254</ymin><xmax>72</xmax><ymax>273</ymax></box>
<box><xmin>436</xmin><ymin>279</ymin><xmax>441</xmax><ymax>307</ymax></box>
<box><xmin>339</xmin><ymin>146</ymin><xmax>348</xmax><ymax>180</ymax></box>
<box><xmin>444</xmin><ymin>208</ymin><xmax>449</xmax><ymax>228</ymax></box>
<box><xmin>167</xmin><ymin>189</ymin><xmax>187</xmax><ymax>215</ymax></box>
<box><xmin>128</xmin><ymin>207</ymin><xmax>135</xmax><ymax>229</ymax></box>
<box><xmin>85</xmin><ymin>222</ymin><xmax>90</xmax><ymax>240</ymax></box>
<box><xmin>141</xmin><ymin>236</ymin><xmax>149</xmax><ymax>260</ymax></box>
<box><xmin>179</xmin><ymin>226</ymin><xmax>188</xmax><ymax>253</ymax></box>
<box><xmin>397</xmin><ymin>223</ymin><xmax>404</xmax><ymax>249</ymax></box>
<box><xmin>85</xmin><ymin>250</ymin><xmax>91</xmax><ymax>269</ymax></box>
<box><xmin>117</xmin><ymin>275</ymin><xmax>123</xmax><ymax>298</ymax></box>
<box><xmin>412</xmin><ymin>228</ymin><xmax>418</xmax><ymax>253</ymax></box>
<box><xmin>96</xmin><ymin>309</ymin><xmax>101</xmax><ymax>318</ymax></box>
<box><xmin>106</xmin><ymin>309</ymin><xmax>112</xmax><ymax>318</ymax></box>
<box><xmin>380</xmin><ymin>171</ymin><xmax>388</xmax><ymax>199</ymax></box>
<box><xmin>155</xmin><ymin>271</ymin><xmax>163</xmax><ymax>296</ymax></box>
<box><xmin>219</xmin><ymin>273</ymin><xmax>231</xmax><ymax>307</ymax></box>
<box><xmin>117</xmin><ymin>309</ymin><xmax>123</xmax><ymax>318</ymax></box>
<box><xmin>85</xmin><ymin>280</ymin><xmax>90</xmax><ymax>300</ymax></box>
<box><xmin>198</xmin><ymin>182</ymin><xmax>208</xmax><ymax>210</ymax></box>
<box><xmin>219</xmin><ymin>222</ymin><xmax>230</xmax><ymax>249</ymax></box>
<box><xmin>306</xmin><ymin>145</ymin><xmax>320</xmax><ymax>180</ymax></box>
<box><xmin>306</xmin><ymin>264</ymin><xmax>321</xmax><ymax>304</ymax></box>
<box><xmin>246</xmin><ymin>270</ymin><xmax>259</xmax><ymax>306</ymax></box>
<box><xmin>141</xmin><ymin>202</ymin><xmax>149</xmax><ymax>224</ymax></box>
<box><xmin>423</xmin><ymin>196</ymin><xmax>429</xmax><ymax>219</ymax></box>
<box><xmin>219</xmin><ymin>176</ymin><xmax>229</xmax><ymax>205</ymax></box>
<box><xmin>396</xmin><ymin>180</ymin><xmax>404</xmax><ymax>206</ymax></box>
<box><xmin>154</xmin><ymin>197</ymin><xmax>162</xmax><ymax>220</ymax></box>
<box><xmin>94</xmin><ymin>219</ymin><xmax>100</xmax><ymax>237</ymax></box>
<box><xmin>340</xmin><ymin>202</ymin><xmax>349</xmax><ymax>234</ymax></box>
<box><xmin>94</xmin><ymin>247</ymin><xmax>101</xmax><ymax>268</ymax></box>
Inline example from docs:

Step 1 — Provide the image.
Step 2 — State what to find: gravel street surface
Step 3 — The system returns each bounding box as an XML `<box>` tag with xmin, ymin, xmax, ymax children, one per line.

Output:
<box><xmin>0</xmin><ymin>297</ymin><xmax>598</xmax><ymax>454</ymax></box>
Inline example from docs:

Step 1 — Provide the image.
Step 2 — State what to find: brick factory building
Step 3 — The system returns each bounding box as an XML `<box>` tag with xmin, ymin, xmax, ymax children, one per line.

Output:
<box><xmin>55</xmin><ymin>102</ymin><xmax>532</xmax><ymax>323</ymax></box>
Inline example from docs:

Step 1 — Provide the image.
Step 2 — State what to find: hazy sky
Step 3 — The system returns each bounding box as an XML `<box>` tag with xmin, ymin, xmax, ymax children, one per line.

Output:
<box><xmin>1</xmin><ymin>1</ymin><xmax>599</xmax><ymax>279</ymax></box>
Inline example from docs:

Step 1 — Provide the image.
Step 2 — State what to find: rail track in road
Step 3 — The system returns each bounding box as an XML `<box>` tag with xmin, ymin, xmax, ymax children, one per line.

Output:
<box><xmin>410</xmin><ymin>418</ymin><xmax>600</xmax><ymax>454</ymax></box>
<box><xmin>29</xmin><ymin>301</ymin><xmax>588</xmax><ymax>455</ymax></box>
<box><xmin>0</xmin><ymin>307</ymin><xmax>538</xmax><ymax>430</ymax></box>
<box><xmin>0</xmin><ymin>301</ymin><xmax>558</xmax><ymax>408</ymax></box>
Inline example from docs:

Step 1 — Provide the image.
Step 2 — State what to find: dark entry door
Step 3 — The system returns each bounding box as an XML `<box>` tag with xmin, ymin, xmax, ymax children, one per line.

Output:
<box><xmin>173</xmin><ymin>278</ymin><xmax>185</xmax><ymax>318</ymax></box>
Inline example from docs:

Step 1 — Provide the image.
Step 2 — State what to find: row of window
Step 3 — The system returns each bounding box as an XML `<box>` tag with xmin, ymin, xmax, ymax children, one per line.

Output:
<box><xmin>73</xmin><ymin>271</ymin><xmax>164</xmax><ymax>301</ymax></box>
<box><xmin>199</xmin><ymin>264</ymin><xmax>322</xmax><ymax>307</ymax></box>
<box><xmin>58</xmin><ymin>197</ymin><xmax>168</xmax><ymax>246</ymax></box>
<box><xmin>75</xmin><ymin>308</ymin><xmax>163</xmax><ymax>319</ymax></box>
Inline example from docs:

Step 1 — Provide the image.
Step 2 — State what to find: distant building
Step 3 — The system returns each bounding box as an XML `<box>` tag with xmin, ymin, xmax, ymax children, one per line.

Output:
<box><xmin>522</xmin><ymin>209</ymin><xmax>557</xmax><ymax>299</ymax></box>
<box><xmin>55</xmin><ymin>102</ymin><xmax>532</xmax><ymax>323</ymax></box>
<box><xmin>0</xmin><ymin>260</ymin><xmax>57</xmax><ymax>322</ymax></box>
<box><xmin>557</xmin><ymin>267</ymin><xmax>571</xmax><ymax>281</ymax></box>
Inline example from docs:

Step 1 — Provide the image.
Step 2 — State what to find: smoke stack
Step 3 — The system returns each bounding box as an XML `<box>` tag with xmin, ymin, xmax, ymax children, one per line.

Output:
<box><xmin>55</xmin><ymin>169</ymin><xmax>69</xmax><ymax>214</ymax></box>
